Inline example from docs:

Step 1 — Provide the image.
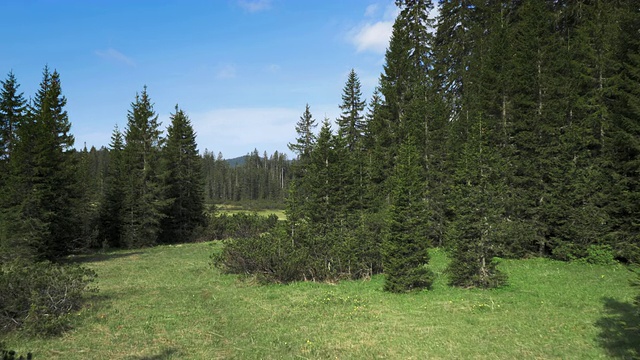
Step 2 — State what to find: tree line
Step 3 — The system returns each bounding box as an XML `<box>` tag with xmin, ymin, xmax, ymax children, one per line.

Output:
<box><xmin>202</xmin><ymin>148</ymin><xmax>292</xmax><ymax>206</ymax></box>
<box><xmin>217</xmin><ymin>0</ymin><xmax>639</xmax><ymax>292</ymax></box>
<box><xmin>0</xmin><ymin>69</ymin><xmax>207</xmax><ymax>259</ymax></box>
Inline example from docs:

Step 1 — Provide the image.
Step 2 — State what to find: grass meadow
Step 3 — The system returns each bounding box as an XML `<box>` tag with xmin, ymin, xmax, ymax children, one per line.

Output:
<box><xmin>214</xmin><ymin>204</ymin><xmax>287</xmax><ymax>220</ymax></box>
<box><xmin>3</xmin><ymin>242</ymin><xmax>638</xmax><ymax>359</ymax></box>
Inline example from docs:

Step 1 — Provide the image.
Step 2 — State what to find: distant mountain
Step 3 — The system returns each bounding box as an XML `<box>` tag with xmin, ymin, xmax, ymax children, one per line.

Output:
<box><xmin>225</xmin><ymin>155</ymin><xmax>248</xmax><ymax>167</ymax></box>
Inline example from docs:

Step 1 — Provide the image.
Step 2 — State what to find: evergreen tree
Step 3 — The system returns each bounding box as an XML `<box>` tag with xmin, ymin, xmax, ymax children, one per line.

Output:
<box><xmin>159</xmin><ymin>106</ymin><xmax>206</xmax><ymax>244</ymax></box>
<box><xmin>337</xmin><ymin>69</ymin><xmax>366</xmax><ymax>151</ymax></box>
<box><xmin>604</xmin><ymin>1</ymin><xmax>640</xmax><ymax>261</ymax></box>
<box><xmin>4</xmin><ymin>67</ymin><xmax>80</xmax><ymax>259</ymax></box>
<box><xmin>0</xmin><ymin>71</ymin><xmax>26</xmax><ymax>173</ymax></box>
<box><xmin>446</xmin><ymin>119</ymin><xmax>507</xmax><ymax>289</ymax></box>
<box><xmin>98</xmin><ymin>126</ymin><xmax>126</xmax><ymax>248</ymax></box>
<box><xmin>122</xmin><ymin>86</ymin><xmax>166</xmax><ymax>248</ymax></box>
<box><xmin>0</xmin><ymin>71</ymin><xmax>27</xmax><ymax>261</ymax></box>
<box><xmin>335</xmin><ymin>69</ymin><xmax>367</xmax><ymax>214</ymax></box>
<box><xmin>288</xmin><ymin>104</ymin><xmax>317</xmax><ymax>161</ymax></box>
<box><xmin>383</xmin><ymin>137</ymin><xmax>434</xmax><ymax>292</ymax></box>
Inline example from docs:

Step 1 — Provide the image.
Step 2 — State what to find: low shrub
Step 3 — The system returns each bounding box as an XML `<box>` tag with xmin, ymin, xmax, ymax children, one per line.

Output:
<box><xmin>213</xmin><ymin>219</ymin><xmax>384</xmax><ymax>283</ymax></box>
<box><xmin>581</xmin><ymin>244</ymin><xmax>617</xmax><ymax>265</ymax></box>
<box><xmin>203</xmin><ymin>213</ymin><xmax>279</xmax><ymax>241</ymax></box>
<box><xmin>212</xmin><ymin>223</ymin><xmax>306</xmax><ymax>283</ymax></box>
<box><xmin>0</xmin><ymin>261</ymin><xmax>97</xmax><ymax>336</ymax></box>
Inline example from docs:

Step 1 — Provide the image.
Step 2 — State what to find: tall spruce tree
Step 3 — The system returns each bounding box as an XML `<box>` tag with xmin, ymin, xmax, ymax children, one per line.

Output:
<box><xmin>159</xmin><ymin>106</ymin><xmax>206</xmax><ymax>244</ymax></box>
<box><xmin>337</xmin><ymin>69</ymin><xmax>366</xmax><ymax>151</ymax></box>
<box><xmin>0</xmin><ymin>71</ymin><xmax>26</xmax><ymax>172</ymax></box>
<box><xmin>383</xmin><ymin>137</ymin><xmax>434</xmax><ymax>292</ymax></box>
<box><xmin>0</xmin><ymin>71</ymin><xmax>26</xmax><ymax>260</ymax></box>
<box><xmin>4</xmin><ymin>67</ymin><xmax>80</xmax><ymax>259</ymax></box>
<box><xmin>122</xmin><ymin>86</ymin><xmax>166</xmax><ymax>248</ymax></box>
<box><xmin>335</xmin><ymin>69</ymin><xmax>367</xmax><ymax>214</ymax></box>
<box><xmin>604</xmin><ymin>1</ymin><xmax>640</xmax><ymax>261</ymax></box>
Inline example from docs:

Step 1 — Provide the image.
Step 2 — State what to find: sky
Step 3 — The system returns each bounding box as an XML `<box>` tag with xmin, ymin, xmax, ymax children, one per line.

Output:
<box><xmin>1</xmin><ymin>0</ymin><xmax>415</xmax><ymax>159</ymax></box>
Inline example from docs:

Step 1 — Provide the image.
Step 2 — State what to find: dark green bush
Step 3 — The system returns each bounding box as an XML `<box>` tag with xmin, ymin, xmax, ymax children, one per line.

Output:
<box><xmin>203</xmin><ymin>213</ymin><xmax>279</xmax><ymax>240</ymax></box>
<box><xmin>212</xmin><ymin>223</ymin><xmax>306</xmax><ymax>283</ymax></box>
<box><xmin>213</xmin><ymin>219</ymin><xmax>384</xmax><ymax>283</ymax></box>
<box><xmin>0</xmin><ymin>261</ymin><xmax>97</xmax><ymax>336</ymax></box>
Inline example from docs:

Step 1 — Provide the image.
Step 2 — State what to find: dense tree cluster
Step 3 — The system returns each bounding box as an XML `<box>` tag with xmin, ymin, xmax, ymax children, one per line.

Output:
<box><xmin>219</xmin><ymin>0</ymin><xmax>640</xmax><ymax>290</ymax></box>
<box><xmin>0</xmin><ymin>71</ymin><xmax>207</xmax><ymax>258</ymax></box>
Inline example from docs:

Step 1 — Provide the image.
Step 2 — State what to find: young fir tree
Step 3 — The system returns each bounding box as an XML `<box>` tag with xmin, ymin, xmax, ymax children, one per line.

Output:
<box><xmin>98</xmin><ymin>126</ymin><xmax>126</xmax><ymax>248</ymax></box>
<box><xmin>383</xmin><ymin>137</ymin><xmax>434</xmax><ymax>292</ymax></box>
<box><xmin>159</xmin><ymin>106</ymin><xmax>206</xmax><ymax>244</ymax></box>
<box><xmin>122</xmin><ymin>86</ymin><xmax>167</xmax><ymax>248</ymax></box>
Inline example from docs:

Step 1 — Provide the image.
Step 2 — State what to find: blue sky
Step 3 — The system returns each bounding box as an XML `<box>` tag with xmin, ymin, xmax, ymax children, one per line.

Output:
<box><xmin>1</xmin><ymin>0</ymin><xmax>407</xmax><ymax>158</ymax></box>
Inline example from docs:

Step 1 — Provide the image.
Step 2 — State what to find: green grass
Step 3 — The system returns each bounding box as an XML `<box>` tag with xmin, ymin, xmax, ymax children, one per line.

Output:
<box><xmin>215</xmin><ymin>204</ymin><xmax>287</xmax><ymax>220</ymax></box>
<box><xmin>3</xmin><ymin>243</ymin><xmax>638</xmax><ymax>359</ymax></box>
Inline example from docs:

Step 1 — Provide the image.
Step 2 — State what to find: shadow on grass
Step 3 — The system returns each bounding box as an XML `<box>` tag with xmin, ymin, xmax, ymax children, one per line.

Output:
<box><xmin>64</xmin><ymin>251</ymin><xmax>146</xmax><ymax>264</ymax></box>
<box><xmin>595</xmin><ymin>297</ymin><xmax>640</xmax><ymax>359</ymax></box>
<box><xmin>129</xmin><ymin>348</ymin><xmax>180</xmax><ymax>360</ymax></box>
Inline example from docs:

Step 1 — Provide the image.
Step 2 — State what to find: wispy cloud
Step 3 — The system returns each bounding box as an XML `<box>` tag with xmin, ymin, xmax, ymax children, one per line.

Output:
<box><xmin>237</xmin><ymin>0</ymin><xmax>272</xmax><ymax>13</ymax></box>
<box><xmin>348</xmin><ymin>4</ymin><xmax>399</xmax><ymax>54</ymax></box>
<box><xmin>364</xmin><ymin>4</ymin><xmax>379</xmax><ymax>17</ymax></box>
<box><xmin>95</xmin><ymin>48</ymin><xmax>135</xmax><ymax>66</ymax></box>
<box><xmin>190</xmin><ymin>107</ymin><xmax>300</xmax><ymax>157</ymax></box>
<box><xmin>216</xmin><ymin>64</ymin><xmax>237</xmax><ymax>79</ymax></box>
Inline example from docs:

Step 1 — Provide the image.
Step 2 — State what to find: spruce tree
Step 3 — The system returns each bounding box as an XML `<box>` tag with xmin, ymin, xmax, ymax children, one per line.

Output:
<box><xmin>159</xmin><ymin>106</ymin><xmax>206</xmax><ymax>244</ymax></box>
<box><xmin>446</xmin><ymin>119</ymin><xmax>507</xmax><ymax>289</ymax></box>
<box><xmin>0</xmin><ymin>71</ymin><xmax>26</xmax><ymax>172</ymax></box>
<box><xmin>5</xmin><ymin>67</ymin><xmax>80</xmax><ymax>259</ymax></box>
<box><xmin>288</xmin><ymin>104</ymin><xmax>317</xmax><ymax>162</ymax></box>
<box><xmin>0</xmin><ymin>71</ymin><xmax>26</xmax><ymax>261</ymax></box>
<box><xmin>122</xmin><ymin>86</ymin><xmax>166</xmax><ymax>248</ymax></box>
<box><xmin>98</xmin><ymin>126</ymin><xmax>126</xmax><ymax>248</ymax></box>
<box><xmin>383</xmin><ymin>137</ymin><xmax>434</xmax><ymax>292</ymax></box>
<box><xmin>337</xmin><ymin>69</ymin><xmax>366</xmax><ymax>151</ymax></box>
<box><xmin>335</xmin><ymin>69</ymin><xmax>367</xmax><ymax>214</ymax></box>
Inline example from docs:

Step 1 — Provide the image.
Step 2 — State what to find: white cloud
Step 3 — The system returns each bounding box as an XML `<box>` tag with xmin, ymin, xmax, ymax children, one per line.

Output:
<box><xmin>348</xmin><ymin>3</ymin><xmax>399</xmax><ymax>54</ymax></box>
<box><xmin>349</xmin><ymin>21</ymin><xmax>394</xmax><ymax>54</ymax></box>
<box><xmin>189</xmin><ymin>107</ymin><xmax>300</xmax><ymax>158</ymax></box>
<box><xmin>237</xmin><ymin>0</ymin><xmax>271</xmax><ymax>13</ymax></box>
<box><xmin>216</xmin><ymin>64</ymin><xmax>237</xmax><ymax>79</ymax></box>
<box><xmin>95</xmin><ymin>48</ymin><xmax>135</xmax><ymax>66</ymax></box>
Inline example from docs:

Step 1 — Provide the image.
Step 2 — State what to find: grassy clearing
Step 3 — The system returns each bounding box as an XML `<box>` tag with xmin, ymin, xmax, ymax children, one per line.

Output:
<box><xmin>3</xmin><ymin>243</ymin><xmax>638</xmax><ymax>359</ymax></box>
<box><xmin>214</xmin><ymin>204</ymin><xmax>286</xmax><ymax>220</ymax></box>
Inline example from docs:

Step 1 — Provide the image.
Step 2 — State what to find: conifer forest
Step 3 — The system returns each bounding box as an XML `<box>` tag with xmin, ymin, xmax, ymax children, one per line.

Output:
<box><xmin>1</xmin><ymin>0</ymin><xmax>639</xmax><ymax>350</ymax></box>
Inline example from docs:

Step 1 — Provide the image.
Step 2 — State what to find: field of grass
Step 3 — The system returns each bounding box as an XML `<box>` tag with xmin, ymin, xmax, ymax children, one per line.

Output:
<box><xmin>3</xmin><ymin>242</ymin><xmax>638</xmax><ymax>359</ymax></box>
<box><xmin>214</xmin><ymin>204</ymin><xmax>286</xmax><ymax>220</ymax></box>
